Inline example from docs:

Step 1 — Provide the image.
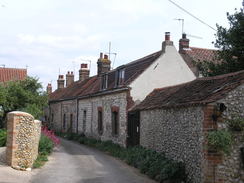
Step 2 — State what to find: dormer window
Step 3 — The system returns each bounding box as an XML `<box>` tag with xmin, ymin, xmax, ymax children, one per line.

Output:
<box><xmin>116</xmin><ymin>68</ymin><xmax>125</xmax><ymax>86</ymax></box>
<box><xmin>101</xmin><ymin>74</ymin><xmax>108</xmax><ymax>90</ymax></box>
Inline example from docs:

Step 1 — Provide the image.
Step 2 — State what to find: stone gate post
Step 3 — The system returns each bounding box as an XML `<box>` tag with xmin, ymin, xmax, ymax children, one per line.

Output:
<box><xmin>6</xmin><ymin>111</ymin><xmax>41</xmax><ymax>170</ymax></box>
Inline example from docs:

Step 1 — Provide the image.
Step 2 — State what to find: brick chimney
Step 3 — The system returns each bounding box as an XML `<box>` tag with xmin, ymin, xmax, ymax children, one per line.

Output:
<box><xmin>179</xmin><ymin>33</ymin><xmax>190</xmax><ymax>54</ymax></box>
<box><xmin>79</xmin><ymin>63</ymin><xmax>90</xmax><ymax>81</ymax></box>
<box><xmin>57</xmin><ymin>75</ymin><xmax>65</xmax><ymax>89</ymax></box>
<box><xmin>97</xmin><ymin>52</ymin><xmax>111</xmax><ymax>75</ymax></box>
<box><xmin>162</xmin><ymin>32</ymin><xmax>173</xmax><ymax>52</ymax></box>
<box><xmin>66</xmin><ymin>71</ymin><xmax>74</xmax><ymax>87</ymax></box>
<box><xmin>46</xmin><ymin>83</ymin><xmax>52</xmax><ymax>94</ymax></box>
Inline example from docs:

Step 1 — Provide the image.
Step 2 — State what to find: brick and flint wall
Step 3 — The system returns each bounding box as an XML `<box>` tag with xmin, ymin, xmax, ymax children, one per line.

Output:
<box><xmin>140</xmin><ymin>106</ymin><xmax>205</xmax><ymax>183</ymax></box>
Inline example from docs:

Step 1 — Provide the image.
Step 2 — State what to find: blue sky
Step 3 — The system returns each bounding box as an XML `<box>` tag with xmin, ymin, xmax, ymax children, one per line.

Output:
<box><xmin>0</xmin><ymin>0</ymin><xmax>242</xmax><ymax>90</ymax></box>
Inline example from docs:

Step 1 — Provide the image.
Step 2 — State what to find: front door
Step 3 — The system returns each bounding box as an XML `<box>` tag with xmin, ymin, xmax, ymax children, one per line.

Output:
<box><xmin>127</xmin><ymin>111</ymin><xmax>140</xmax><ymax>147</ymax></box>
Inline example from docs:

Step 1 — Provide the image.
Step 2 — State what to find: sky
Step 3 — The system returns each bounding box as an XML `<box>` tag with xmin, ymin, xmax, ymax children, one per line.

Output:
<box><xmin>0</xmin><ymin>0</ymin><xmax>242</xmax><ymax>90</ymax></box>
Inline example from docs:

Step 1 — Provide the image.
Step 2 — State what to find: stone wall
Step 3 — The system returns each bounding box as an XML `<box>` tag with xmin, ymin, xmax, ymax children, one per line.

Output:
<box><xmin>6</xmin><ymin>111</ymin><xmax>41</xmax><ymax>170</ymax></box>
<box><xmin>214</xmin><ymin>85</ymin><xmax>244</xmax><ymax>183</ymax></box>
<box><xmin>78</xmin><ymin>91</ymin><xmax>127</xmax><ymax>146</ymax></box>
<box><xmin>140</xmin><ymin>106</ymin><xmax>204</xmax><ymax>183</ymax></box>
<box><xmin>49</xmin><ymin>99</ymin><xmax>77</xmax><ymax>133</ymax></box>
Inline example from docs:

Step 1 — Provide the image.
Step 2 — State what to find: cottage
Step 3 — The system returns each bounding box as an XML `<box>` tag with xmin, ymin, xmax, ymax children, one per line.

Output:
<box><xmin>47</xmin><ymin>32</ymin><xmax>197</xmax><ymax>146</ymax></box>
<box><xmin>133</xmin><ymin>70</ymin><xmax>244</xmax><ymax>183</ymax></box>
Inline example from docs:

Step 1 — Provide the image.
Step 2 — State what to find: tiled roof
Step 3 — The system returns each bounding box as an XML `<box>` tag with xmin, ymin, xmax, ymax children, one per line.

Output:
<box><xmin>49</xmin><ymin>50</ymin><xmax>162</xmax><ymax>102</ymax></box>
<box><xmin>133</xmin><ymin>70</ymin><xmax>244</xmax><ymax>111</ymax></box>
<box><xmin>181</xmin><ymin>47</ymin><xmax>219</xmax><ymax>76</ymax></box>
<box><xmin>0</xmin><ymin>68</ymin><xmax>27</xmax><ymax>83</ymax></box>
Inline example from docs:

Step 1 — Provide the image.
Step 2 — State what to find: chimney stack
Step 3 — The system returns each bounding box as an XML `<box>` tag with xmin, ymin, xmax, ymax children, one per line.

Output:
<box><xmin>66</xmin><ymin>71</ymin><xmax>74</xmax><ymax>87</ymax></box>
<box><xmin>162</xmin><ymin>32</ymin><xmax>173</xmax><ymax>52</ymax></box>
<box><xmin>57</xmin><ymin>75</ymin><xmax>65</xmax><ymax>89</ymax></box>
<box><xmin>79</xmin><ymin>63</ymin><xmax>90</xmax><ymax>81</ymax></box>
<box><xmin>46</xmin><ymin>83</ymin><xmax>52</xmax><ymax>94</ymax></box>
<box><xmin>97</xmin><ymin>52</ymin><xmax>111</xmax><ymax>75</ymax></box>
<box><xmin>179</xmin><ymin>33</ymin><xmax>190</xmax><ymax>54</ymax></box>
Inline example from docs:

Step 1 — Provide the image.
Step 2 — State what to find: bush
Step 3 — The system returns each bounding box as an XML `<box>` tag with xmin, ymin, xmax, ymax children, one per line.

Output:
<box><xmin>208</xmin><ymin>130</ymin><xmax>232</xmax><ymax>154</ymax></box>
<box><xmin>33</xmin><ymin>134</ymin><xmax>55</xmax><ymax>168</ymax></box>
<box><xmin>38</xmin><ymin>135</ymin><xmax>54</xmax><ymax>155</ymax></box>
<box><xmin>0</xmin><ymin>129</ymin><xmax>7</xmax><ymax>147</ymax></box>
<box><xmin>59</xmin><ymin>133</ymin><xmax>187</xmax><ymax>182</ymax></box>
<box><xmin>227</xmin><ymin>118</ymin><xmax>244</xmax><ymax>131</ymax></box>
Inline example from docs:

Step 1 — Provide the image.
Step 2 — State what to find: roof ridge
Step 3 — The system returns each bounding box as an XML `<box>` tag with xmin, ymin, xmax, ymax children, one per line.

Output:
<box><xmin>189</xmin><ymin>47</ymin><xmax>218</xmax><ymax>51</ymax></box>
<box><xmin>196</xmin><ymin>70</ymin><xmax>244</xmax><ymax>81</ymax></box>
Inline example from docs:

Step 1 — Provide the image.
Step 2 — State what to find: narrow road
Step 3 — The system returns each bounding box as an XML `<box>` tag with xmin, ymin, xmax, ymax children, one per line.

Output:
<box><xmin>30</xmin><ymin>138</ymin><xmax>156</xmax><ymax>183</ymax></box>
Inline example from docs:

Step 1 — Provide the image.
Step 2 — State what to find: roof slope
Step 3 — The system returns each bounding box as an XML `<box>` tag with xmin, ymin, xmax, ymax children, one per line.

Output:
<box><xmin>0</xmin><ymin>68</ymin><xmax>27</xmax><ymax>83</ymax></box>
<box><xmin>49</xmin><ymin>50</ymin><xmax>162</xmax><ymax>102</ymax></box>
<box><xmin>181</xmin><ymin>47</ymin><xmax>219</xmax><ymax>76</ymax></box>
<box><xmin>133</xmin><ymin>70</ymin><xmax>244</xmax><ymax>111</ymax></box>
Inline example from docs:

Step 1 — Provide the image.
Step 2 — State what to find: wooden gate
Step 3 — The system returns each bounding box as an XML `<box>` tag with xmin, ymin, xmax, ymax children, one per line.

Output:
<box><xmin>127</xmin><ymin>111</ymin><xmax>140</xmax><ymax>147</ymax></box>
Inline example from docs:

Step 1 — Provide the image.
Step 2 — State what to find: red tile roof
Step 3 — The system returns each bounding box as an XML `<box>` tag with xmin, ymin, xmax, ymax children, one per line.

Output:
<box><xmin>0</xmin><ymin>67</ymin><xmax>27</xmax><ymax>83</ymax></box>
<box><xmin>49</xmin><ymin>51</ymin><xmax>162</xmax><ymax>102</ymax></box>
<box><xmin>133</xmin><ymin>70</ymin><xmax>244</xmax><ymax>111</ymax></box>
<box><xmin>181</xmin><ymin>47</ymin><xmax>219</xmax><ymax>76</ymax></box>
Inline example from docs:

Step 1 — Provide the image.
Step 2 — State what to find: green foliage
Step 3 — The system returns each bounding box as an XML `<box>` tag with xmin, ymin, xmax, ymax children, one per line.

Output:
<box><xmin>60</xmin><ymin>133</ymin><xmax>187</xmax><ymax>182</ymax></box>
<box><xmin>38</xmin><ymin>135</ymin><xmax>54</xmax><ymax>156</ymax></box>
<box><xmin>0</xmin><ymin>77</ymin><xmax>48</xmax><ymax>126</ymax></box>
<box><xmin>197</xmin><ymin>7</ymin><xmax>244</xmax><ymax>76</ymax></box>
<box><xmin>0</xmin><ymin>129</ymin><xmax>7</xmax><ymax>147</ymax></box>
<box><xmin>33</xmin><ymin>134</ymin><xmax>54</xmax><ymax>168</ymax></box>
<box><xmin>207</xmin><ymin>130</ymin><xmax>232</xmax><ymax>154</ymax></box>
<box><xmin>227</xmin><ymin>117</ymin><xmax>244</xmax><ymax>131</ymax></box>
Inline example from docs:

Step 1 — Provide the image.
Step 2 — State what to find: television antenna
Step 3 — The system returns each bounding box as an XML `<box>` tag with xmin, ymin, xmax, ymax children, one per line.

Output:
<box><xmin>106</xmin><ymin>42</ymin><xmax>117</xmax><ymax>69</ymax></box>
<box><xmin>175</xmin><ymin>18</ymin><xmax>203</xmax><ymax>39</ymax></box>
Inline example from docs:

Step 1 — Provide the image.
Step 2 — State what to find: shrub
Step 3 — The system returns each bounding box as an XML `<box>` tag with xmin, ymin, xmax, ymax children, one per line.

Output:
<box><xmin>0</xmin><ymin>129</ymin><xmax>7</xmax><ymax>147</ymax></box>
<box><xmin>207</xmin><ymin>130</ymin><xmax>232</xmax><ymax>154</ymax></box>
<box><xmin>38</xmin><ymin>135</ymin><xmax>54</xmax><ymax>155</ymax></box>
<box><xmin>227</xmin><ymin>118</ymin><xmax>244</xmax><ymax>131</ymax></box>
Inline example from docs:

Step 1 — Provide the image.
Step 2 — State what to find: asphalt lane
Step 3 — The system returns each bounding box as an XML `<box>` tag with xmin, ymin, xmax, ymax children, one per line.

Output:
<box><xmin>30</xmin><ymin>138</ymin><xmax>156</xmax><ymax>183</ymax></box>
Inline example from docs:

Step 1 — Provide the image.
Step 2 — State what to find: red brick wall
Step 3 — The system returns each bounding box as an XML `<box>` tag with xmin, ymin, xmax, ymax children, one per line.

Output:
<box><xmin>203</xmin><ymin>104</ymin><xmax>224</xmax><ymax>183</ymax></box>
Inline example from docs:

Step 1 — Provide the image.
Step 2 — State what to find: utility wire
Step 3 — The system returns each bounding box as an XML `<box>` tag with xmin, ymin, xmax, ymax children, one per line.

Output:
<box><xmin>168</xmin><ymin>0</ymin><xmax>216</xmax><ymax>31</ymax></box>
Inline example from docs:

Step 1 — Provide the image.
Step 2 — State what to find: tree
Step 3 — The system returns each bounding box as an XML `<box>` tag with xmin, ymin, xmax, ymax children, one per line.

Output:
<box><xmin>0</xmin><ymin>77</ymin><xmax>48</xmax><ymax>127</ymax></box>
<box><xmin>199</xmin><ymin>6</ymin><xmax>244</xmax><ymax>76</ymax></box>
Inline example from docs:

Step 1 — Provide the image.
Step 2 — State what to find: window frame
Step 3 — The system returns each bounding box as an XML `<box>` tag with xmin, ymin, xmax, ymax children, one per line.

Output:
<box><xmin>83</xmin><ymin>110</ymin><xmax>87</xmax><ymax>133</ymax></box>
<box><xmin>111</xmin><ymin>106</ymin><xmax>119</xmax><ymax>136</ymax></box>
<box><xmin>97</xmin><ymin>107</ymin><xmax>103</xmax><ymax>135</ymax></box>
<box><xmin>101</xmin><ymin>74</ymin><xmax>108</xmax><ymax>90</ymax></box>
<box><xmin>63</xmin><ymin>113</ymin><xmax>66</xmax><ymax>130</ymax></box>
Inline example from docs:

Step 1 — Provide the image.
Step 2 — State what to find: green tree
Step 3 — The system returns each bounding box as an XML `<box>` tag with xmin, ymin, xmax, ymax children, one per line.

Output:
<box><xmin>0</xmin><ymin>77</ymin><xmax>48</xmax><ymax>127</ymax></box>
<box><xmin>198</xmin><ymin>7</ymin><xmax>244</xmax><ymax>76</ymax></box>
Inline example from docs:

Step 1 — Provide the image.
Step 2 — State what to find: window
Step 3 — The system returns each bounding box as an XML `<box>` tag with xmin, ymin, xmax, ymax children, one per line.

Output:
<box><xmin>51</xmin><ymin>113</ymin><xmax>54</xmax><ymax>122</ymax></box>
<box><xmin>98</xmin><ymin>107</ymin><xmax>103</xmax><ymax>134</ymax></box>
<box><xmin>70</xmin><ymin>114</ymin><xmax>73</xmax><ymax>132</ymax></box>
<box><xmin>116</xmin><ymin>68</ymin><xmax>125</xmax><ymax>86</ymax></box>
<box><xmin>111</xmin><ymin>106</ymin><xmax>119</xmax><ymax>136</ymax></box>
<box><xmin>63</xmin><ymin>114</ymin><xmax>66</xmax><ymax>130</ymax></box>
<box><xmin>101</xmin><ymin>74</ymin><xmax>108</xmax><ymax>90</ymax></box>
<box><xmin>83</xmin><ymin>110</ymin><xmax>87</xmax><ymax>132</ymax></box>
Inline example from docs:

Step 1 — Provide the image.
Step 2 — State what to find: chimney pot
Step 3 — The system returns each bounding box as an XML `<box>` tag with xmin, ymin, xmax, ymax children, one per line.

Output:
<box><xmin>165</xmin><ymin>32</ymin><xmax>170</xmax><ymax>41</ymax></box>
<box><xmin>81</xmin><ymin>63</ymin><xmax>88</xmax><ymax>69</ymax></box>
<box><xmin>71</xmin><ymin>71</ymin><xmax>73</xmax><ymax>75</ymax></box>
<box><xmin>179</xmin><ymin>33</ymin><xmax>190</xmax><ymax>54</ymax></box>
<box><xmin>104</xmin><ymin>54</ymin><xmax>108</xmax><ymax>59</ymax></box>
<box><xmin>100</xmin><ymin>52</ymin><xmax>103</xmax><ymax>59</ymax></box>
<box><xmin>79</xmin><ymin>63</ymin><xmax>90</xmax><ymax>81</ymax></box>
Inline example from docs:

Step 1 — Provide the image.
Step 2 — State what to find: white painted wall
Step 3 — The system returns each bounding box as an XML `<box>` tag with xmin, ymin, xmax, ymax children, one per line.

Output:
<box><xmin>129</xmin><ymin>44</ymin><xmax>196</xmax><ymax>102</ymax></box>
